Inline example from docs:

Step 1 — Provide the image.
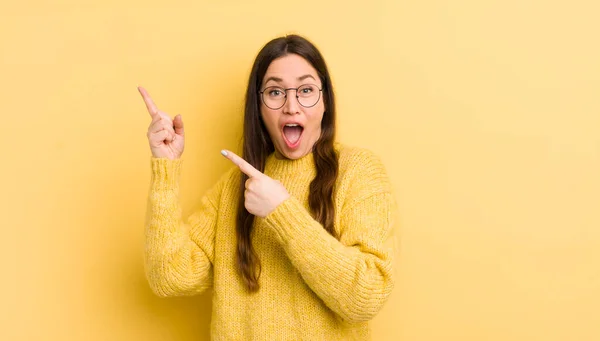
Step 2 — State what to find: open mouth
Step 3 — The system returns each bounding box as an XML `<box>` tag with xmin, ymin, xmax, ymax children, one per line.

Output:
<box><xmin>282</xmin><ymin>123</ymin><xmax>304</xmax><ymax>149</ymax></box>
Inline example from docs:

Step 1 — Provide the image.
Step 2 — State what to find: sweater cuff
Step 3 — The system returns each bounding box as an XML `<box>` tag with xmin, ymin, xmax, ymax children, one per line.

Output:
<box><xmin>150</xmin><ymin>157</ymin><xmax>183</xmax><ymax>191</ymax></box>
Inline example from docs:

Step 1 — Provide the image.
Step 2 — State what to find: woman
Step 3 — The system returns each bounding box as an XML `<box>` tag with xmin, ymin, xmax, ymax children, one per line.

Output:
<box><xmin>140</xmin><ymin>34</ymin><xmax>396</xmax><ymax>340</ymax></box>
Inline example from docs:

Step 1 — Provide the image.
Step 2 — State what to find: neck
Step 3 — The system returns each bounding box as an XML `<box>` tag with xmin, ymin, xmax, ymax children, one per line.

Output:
<box><xmin>265</xmin><ymin>149</ymin><xmax>315</xmax><ymax>177</ymax></box>
<box><xmin>273</xmin><ymin>148</ymin><xmax>312</xmax><ymax>161</ymax></box>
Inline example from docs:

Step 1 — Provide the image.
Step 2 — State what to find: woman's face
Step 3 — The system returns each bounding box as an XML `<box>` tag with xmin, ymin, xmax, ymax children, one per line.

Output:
<box><xmin>260</xmin><ymin>54</ymin><xmax>325</xmax><ymax>160</ymax></box>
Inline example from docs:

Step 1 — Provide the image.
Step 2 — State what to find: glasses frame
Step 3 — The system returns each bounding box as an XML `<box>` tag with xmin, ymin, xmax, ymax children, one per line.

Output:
<box><xmin>259</xmin><ymin>83</ymin><xmax>323</xmax><ymax>110</ymax></box>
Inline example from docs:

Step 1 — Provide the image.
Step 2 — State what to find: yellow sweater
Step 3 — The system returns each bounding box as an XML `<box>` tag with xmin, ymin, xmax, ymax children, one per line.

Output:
<box><xmin>145</xmin><ymin>144</ymin><xmax>396</xmax><ymax>340</ymax></box>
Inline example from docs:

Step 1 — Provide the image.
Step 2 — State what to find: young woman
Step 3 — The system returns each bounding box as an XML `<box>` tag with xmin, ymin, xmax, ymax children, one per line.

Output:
<box><xmin>140</xmin><ymin>34</ymin><xmax>396</xmax><ymax>340</ymax></box>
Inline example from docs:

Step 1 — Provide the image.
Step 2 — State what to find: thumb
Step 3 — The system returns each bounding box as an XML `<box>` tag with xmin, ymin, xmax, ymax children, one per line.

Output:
<box><xmin>173</xmin><ymin>114</ymin><xmax>184</xmax><ymax>136</ymax></box>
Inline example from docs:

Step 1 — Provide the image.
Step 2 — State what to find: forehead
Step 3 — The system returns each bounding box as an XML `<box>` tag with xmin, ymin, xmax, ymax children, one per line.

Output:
<box><xmin>263</xmin><ymin>54</ymin><xmax>319</xmax><ymax>84</ymax></box>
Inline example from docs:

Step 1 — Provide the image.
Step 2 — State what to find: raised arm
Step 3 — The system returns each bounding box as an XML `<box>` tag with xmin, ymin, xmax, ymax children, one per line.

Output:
<box><xmin>144</xmin><ymin>160</ymin><xmax>231</xmax><ymax>297</ymax></box>
<box><xmin>139</xmin><ymin>86</ymin><xmax>223</xmax><ymax>297</ymax></box>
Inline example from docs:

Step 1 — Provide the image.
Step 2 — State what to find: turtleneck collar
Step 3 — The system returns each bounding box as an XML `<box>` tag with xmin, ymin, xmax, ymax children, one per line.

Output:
<box><xmin>264</xmin><ymin>150</ymin><xmax>315</xmax><ymax>176</ymax></box>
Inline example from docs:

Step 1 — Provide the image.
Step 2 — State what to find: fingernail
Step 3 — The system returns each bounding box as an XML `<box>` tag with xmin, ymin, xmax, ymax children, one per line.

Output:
<box><xmin>220</xmin><ymin>150</ymin><xmax>228</xmax><ymax>156</ymax></box>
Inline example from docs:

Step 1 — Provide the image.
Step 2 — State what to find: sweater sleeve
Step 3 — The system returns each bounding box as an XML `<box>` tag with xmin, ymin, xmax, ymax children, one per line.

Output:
<box><xmin>261</xmin><ymin>152</ymin><xmax>396</xmax><ymax>323</ymax></box>
<box><xmin>144</xmin><ymin>158</ymin><xmax>227</xmax><ymax>297</ymax></box>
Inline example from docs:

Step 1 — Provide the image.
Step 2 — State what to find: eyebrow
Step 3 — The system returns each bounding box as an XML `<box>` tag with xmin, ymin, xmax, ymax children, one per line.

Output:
<box><xmin>298</xmin><ymin>74</ymin><xmax>316</xmax><ymax>82</ymax></box>
<box><xmin>263</xmin><ymin>74</ymin><xmax>317</xmax><ymax>86</ymax></box>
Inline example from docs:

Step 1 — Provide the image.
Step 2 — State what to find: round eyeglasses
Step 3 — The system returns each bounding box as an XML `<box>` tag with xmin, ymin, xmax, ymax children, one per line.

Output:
<box><xmin>259</xmin><ymin>84</ymin><xmax>323</xmax><ymax>110</ymax></box>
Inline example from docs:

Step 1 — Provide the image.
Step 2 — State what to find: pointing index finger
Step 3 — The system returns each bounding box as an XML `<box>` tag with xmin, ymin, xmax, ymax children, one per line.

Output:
<box><xmin>138</xmin><ymin>86</ymin><xmax>159</xmax><ymax>117</ymax></box>
<box><xmin>221</xmin><ymin>150</ymin><xmax>263</xmax><ymax>178</ymax></box>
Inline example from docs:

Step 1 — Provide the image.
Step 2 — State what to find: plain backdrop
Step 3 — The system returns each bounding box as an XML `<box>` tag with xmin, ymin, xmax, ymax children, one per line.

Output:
<box><xmin>1</xmin><ymin>0</ymin><xmax>599</xmax><ymax>340</ymax></box>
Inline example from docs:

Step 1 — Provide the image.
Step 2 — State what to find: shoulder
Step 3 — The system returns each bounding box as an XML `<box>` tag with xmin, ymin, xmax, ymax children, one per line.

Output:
<box><xmin>217</xmin><ymin>166</ymin><xmax>241</xmax><ymax>191</ymax></box>
<box><xmin>336</xmin><ymin>143</ymin><xmax>387</xmax><ymax>177</ymax></box>
<box><xmin>203</xmin><ymin>166</ymin><xmax>241</xmax><ymax>205</ymax></box>
<box><xmin>334</xmin><ymin>143</ymin><xmax>392</xmax><ymax>196</ymax></box>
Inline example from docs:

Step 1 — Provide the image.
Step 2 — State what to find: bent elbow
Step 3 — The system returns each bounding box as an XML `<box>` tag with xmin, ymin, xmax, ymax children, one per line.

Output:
<box><xmin>146</xmin><ymin>269</ymin><xmax>178</xmax><ymax>298</ymax></box>
<box><xmin>338</xmin><ymin>278</ymin><xmax>395</xmax><ymax>323</ymax></box>
<box><xmin>147</xmin><ymin>278</ymin><xmax>174</xmax><ymax>298</ymax></box>
<box><xmin>145</xmin><ymin>263</ymin><xmax>212</xmax><ymax>298</ymax></box>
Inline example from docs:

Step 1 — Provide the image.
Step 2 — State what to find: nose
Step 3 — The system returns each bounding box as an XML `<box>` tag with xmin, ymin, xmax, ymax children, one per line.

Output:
<box><xmin>282</xmin><ymin>89</ymin><xmax>301</xmax><ymax>115</ymax></box>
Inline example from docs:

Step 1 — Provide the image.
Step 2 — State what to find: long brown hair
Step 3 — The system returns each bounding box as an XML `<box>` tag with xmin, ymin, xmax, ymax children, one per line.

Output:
<box><xmin>236</xmin><ymin>35</ymin><xmax>339</xmax><ymax>292</ymax></box>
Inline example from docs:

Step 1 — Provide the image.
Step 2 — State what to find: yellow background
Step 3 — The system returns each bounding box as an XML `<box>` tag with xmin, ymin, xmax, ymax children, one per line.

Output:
<box><xmin>2</xmin><ymin>0</ymin><xmax>599</xmax><ymax>340</ymax></box>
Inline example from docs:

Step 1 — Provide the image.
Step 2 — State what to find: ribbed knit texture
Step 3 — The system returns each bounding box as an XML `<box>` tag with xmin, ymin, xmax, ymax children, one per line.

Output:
<box><xmin>145</xmin><ymin>144</ymin><xmax>396</xmax><ymax>340</ymax></box>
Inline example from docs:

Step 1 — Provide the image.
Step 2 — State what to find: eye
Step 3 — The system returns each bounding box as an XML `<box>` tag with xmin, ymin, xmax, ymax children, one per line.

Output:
<box><xmin>267</xmin><ymin>88</ymin><xmax>285</xmax><ymax>97</ymax></box>
<box><xmin>298</xmin><ymin>84</ymin><xmax>318</xmax><ymax>97</ymax></box>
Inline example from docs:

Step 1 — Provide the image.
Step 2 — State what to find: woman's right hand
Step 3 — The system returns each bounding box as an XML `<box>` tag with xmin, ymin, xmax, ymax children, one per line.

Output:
<box><xmin>138</xmin><ymin>86</ymin><xmax>185</xmax><ymax>160</ymax></box>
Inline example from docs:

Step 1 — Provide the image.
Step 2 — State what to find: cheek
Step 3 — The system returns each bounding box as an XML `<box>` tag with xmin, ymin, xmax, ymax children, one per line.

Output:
<box><xmin>306</xmin><ymin>109</ymin><xmax>324</xmax><ymax>133</ymax></box>
<box><xmin>260</xmin><ymin>108</ymin><xmax>279</xmax><ymax>133</ymax></box>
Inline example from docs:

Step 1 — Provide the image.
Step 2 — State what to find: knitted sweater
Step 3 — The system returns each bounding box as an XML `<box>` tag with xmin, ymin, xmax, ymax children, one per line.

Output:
<box><xmin>145</xmin><ymin>144</ymin><xmax>396</xmax><ymax>340</ymax></box>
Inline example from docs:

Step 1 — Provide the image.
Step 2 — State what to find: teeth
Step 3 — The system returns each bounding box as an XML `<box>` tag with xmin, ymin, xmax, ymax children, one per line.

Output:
<box><xmin>285</xmin><ymin>124</ymin><xmax>299</xmax><ymax>127</ymax></box>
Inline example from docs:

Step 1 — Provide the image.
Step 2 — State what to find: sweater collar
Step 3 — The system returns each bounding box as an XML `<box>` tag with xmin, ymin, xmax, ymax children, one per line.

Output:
<box><xmin>264</xmin><ymin>150</ymin><xmax>315</xmax><ymax>175</ymax></box>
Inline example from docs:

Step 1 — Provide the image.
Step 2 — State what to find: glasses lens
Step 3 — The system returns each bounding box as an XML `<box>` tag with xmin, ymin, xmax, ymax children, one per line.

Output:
<box><xmin>297</xmin><ymin>84</ymin><xmax>320</xmax><ymax>107</ymax></box>
<box><xmin>262</xmin><ymin>86</ymin><xmax>285</xmax><ymax>109</ymax></box>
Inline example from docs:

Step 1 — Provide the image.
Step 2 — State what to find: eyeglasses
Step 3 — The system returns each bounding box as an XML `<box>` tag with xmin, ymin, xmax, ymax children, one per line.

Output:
<box><xmin>259</xmin><ymin>84</ymin><xmax>323</xmax><ymax>110</ymax></box>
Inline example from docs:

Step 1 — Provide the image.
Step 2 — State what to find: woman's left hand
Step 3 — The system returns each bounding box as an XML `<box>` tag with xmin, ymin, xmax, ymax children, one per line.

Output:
<box><xmin>221</xmin><ymin>150</ymin><xmax>290</xmax><ymax>218</ymax></box>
